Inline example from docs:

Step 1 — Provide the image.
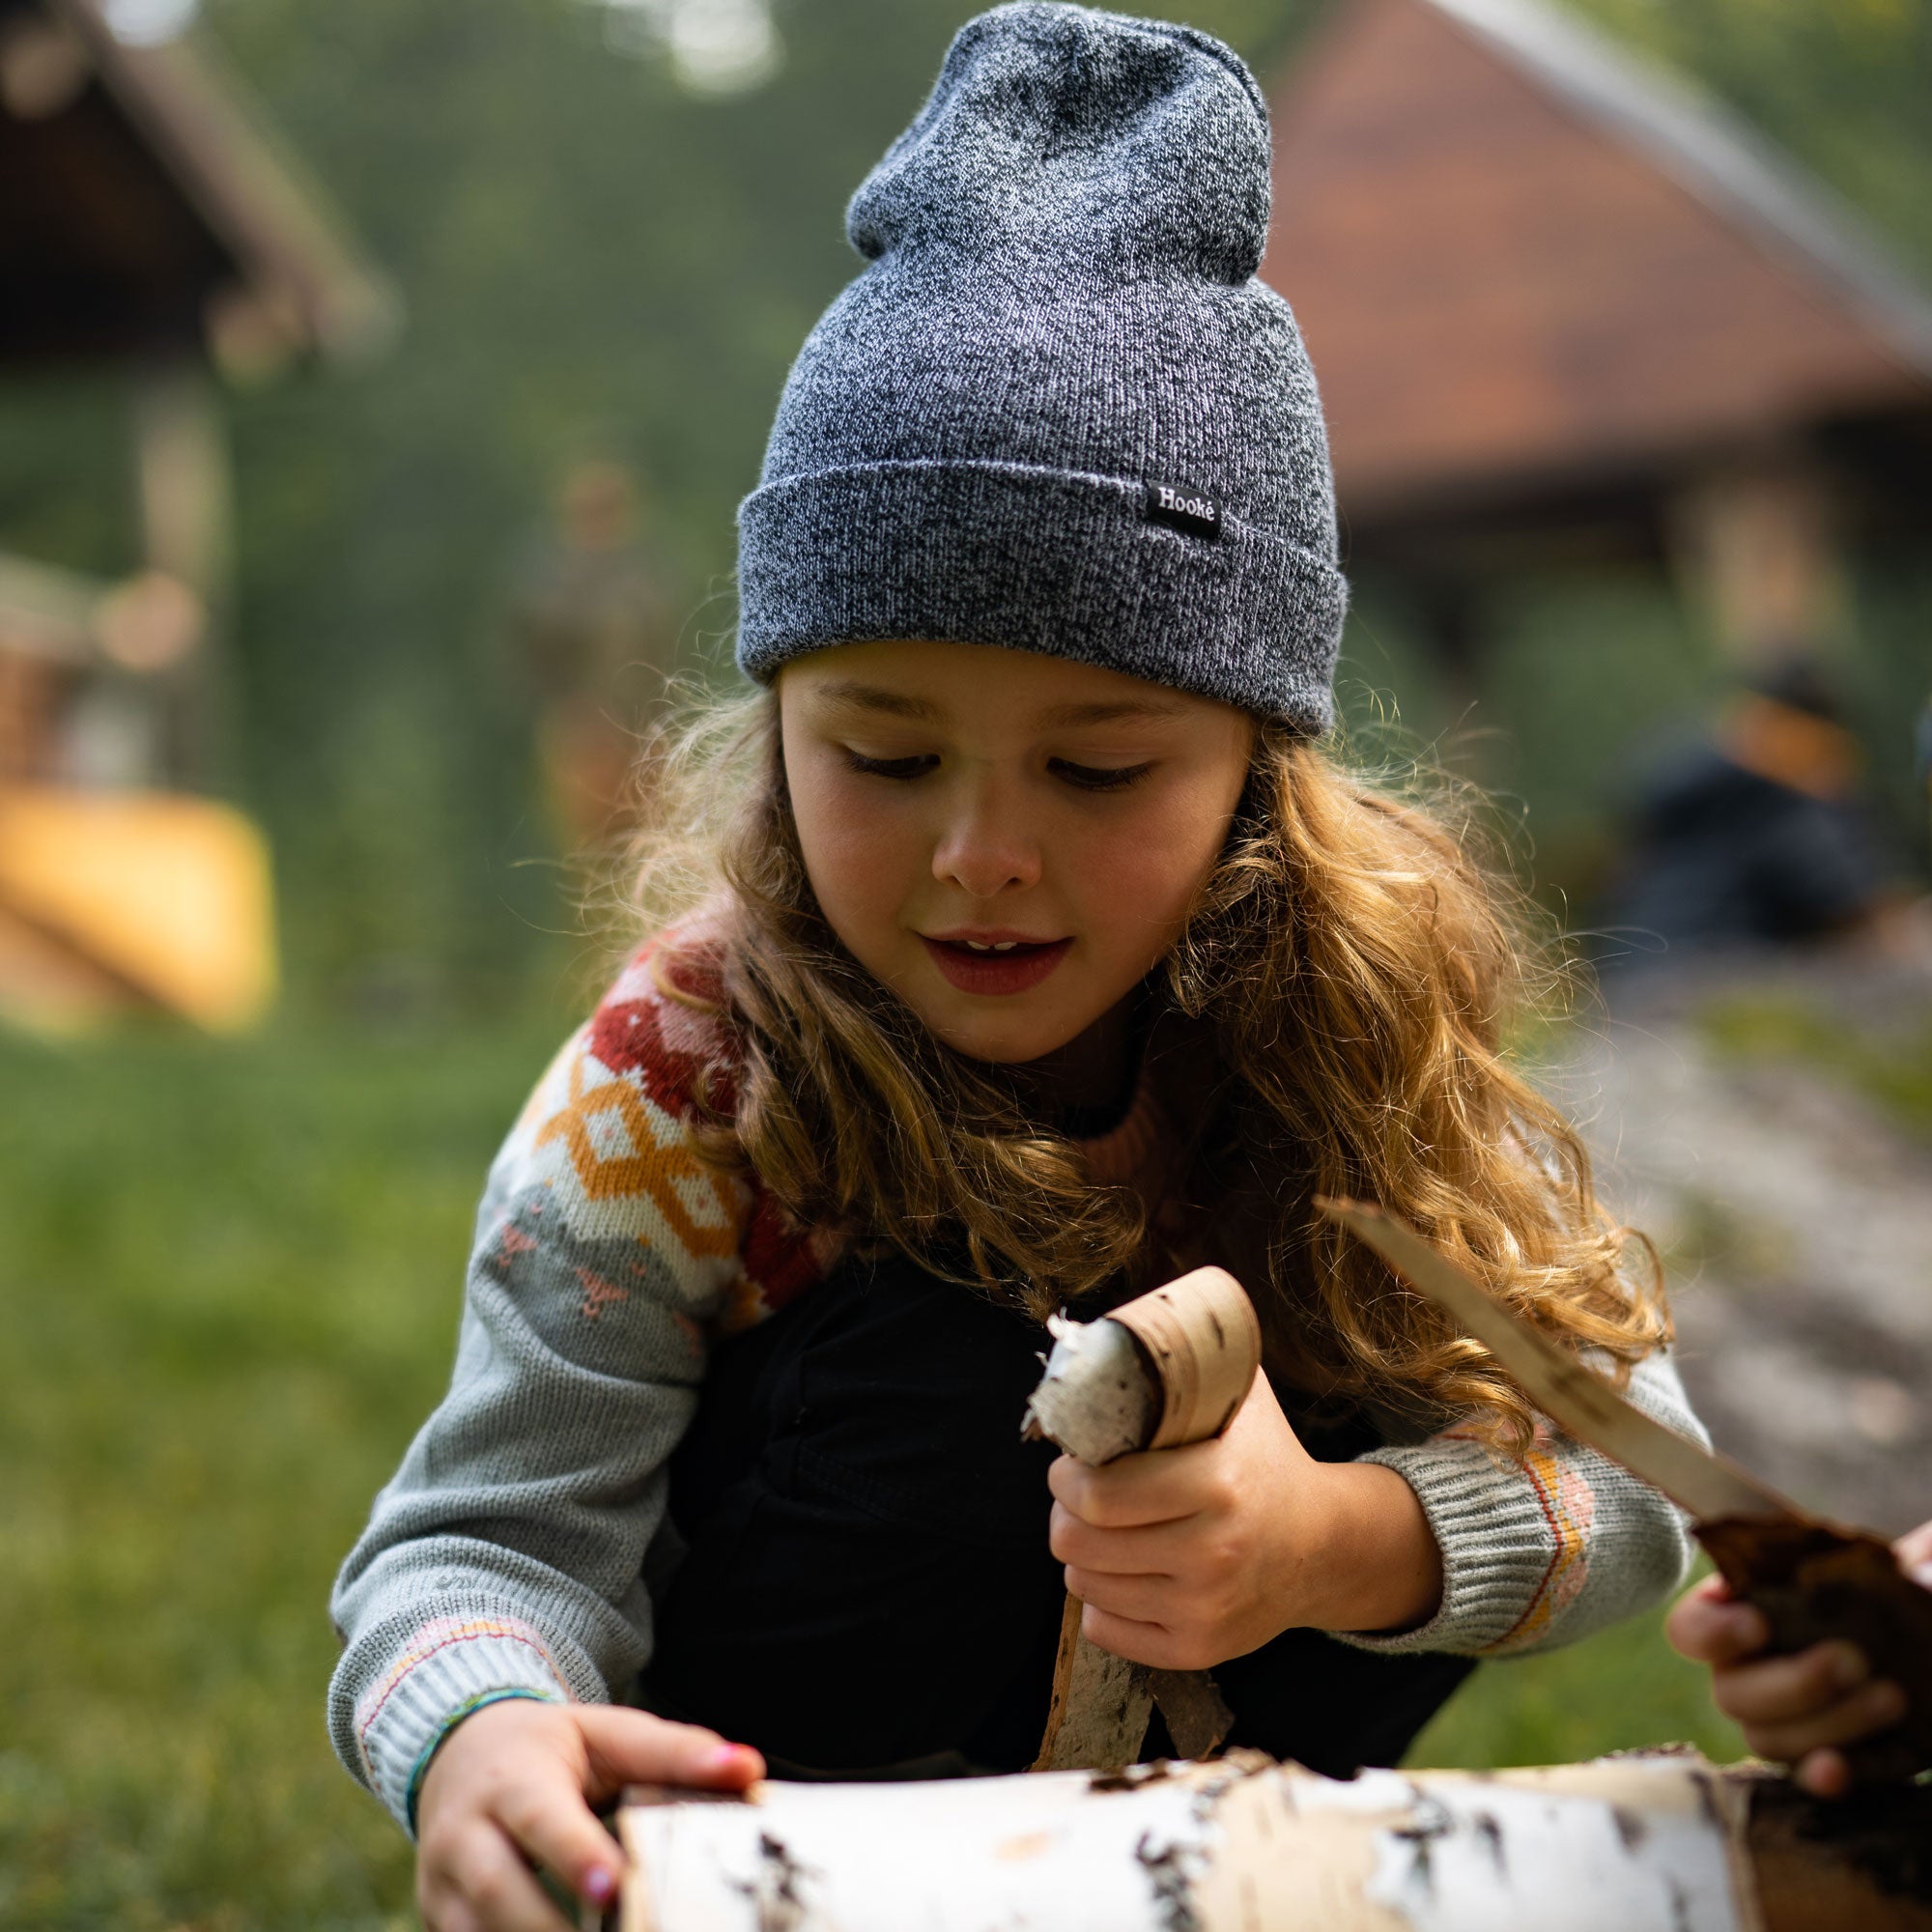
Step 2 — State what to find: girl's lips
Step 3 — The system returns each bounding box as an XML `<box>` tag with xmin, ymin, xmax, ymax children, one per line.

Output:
<box><xmin>920</xmin><ymin>935</ymin><xmax>1071</xmax><ymax>996</ymax></box>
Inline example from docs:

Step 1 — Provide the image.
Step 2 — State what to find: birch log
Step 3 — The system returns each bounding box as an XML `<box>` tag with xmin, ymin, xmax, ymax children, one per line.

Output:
<box><xmin>617</xmin><ymin>1750</ymin><xmax>1932</xmax><ymax>1932</ymax></box>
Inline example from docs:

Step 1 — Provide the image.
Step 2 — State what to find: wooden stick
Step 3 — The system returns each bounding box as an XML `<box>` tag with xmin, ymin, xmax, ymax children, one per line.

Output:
<box><xmin>1029</xmin><ymin>1594</ymin><xmax>1151</xmax><ymax>1776</ymax></box>
<box><xmin>1025</xmin><ymin>1268</ymin><xmax>1263</xmax><ymax>1773</ymax></box>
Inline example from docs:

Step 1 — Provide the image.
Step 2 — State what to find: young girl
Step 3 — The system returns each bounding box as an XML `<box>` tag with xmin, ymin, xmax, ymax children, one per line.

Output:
<box><xmin>329</xmin><ymin>7</ymin><xmax>1706</xmax><ymax>1924</ymax></box>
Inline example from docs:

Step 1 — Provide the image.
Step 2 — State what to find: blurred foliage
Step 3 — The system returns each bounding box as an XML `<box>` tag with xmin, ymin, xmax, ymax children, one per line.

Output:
<box><xmin>0</xmin><ymin>1023</ymin><xmax>1743</xmax><ymax>1924</ymax></box>
<box><xmin>1579</xmin><ymin>0</ymin><xmax>1932</xmax><ymax>275</ymax></box>
<box><xmin>0</xmin><ymin>0</ymin><xmax>1927</xmax><ymax>1012</ymax></box>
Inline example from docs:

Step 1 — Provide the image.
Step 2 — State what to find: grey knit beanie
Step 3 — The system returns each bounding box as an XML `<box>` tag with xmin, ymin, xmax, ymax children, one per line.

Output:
<box><xmin>735</xmin><ymin>2</ymin><xmax>1346</xmax><ymax>731</ymax></box>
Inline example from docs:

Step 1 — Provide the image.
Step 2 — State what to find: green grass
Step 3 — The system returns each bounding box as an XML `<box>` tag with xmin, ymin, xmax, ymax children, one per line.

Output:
<box><xmin>1408</xmin><ymin>1580</ymin><xmax>1744</xmax><ymax>1772</ymax></box>
<box><xmin>0</xmin><ymin>1019</ymin><xmax>1743</xmax><ymax>1926</ymax></box>
<box><xmin>0</xmin><ymin>1016</ymin><xmax>562</xmax><ymax>1930</ymax></box>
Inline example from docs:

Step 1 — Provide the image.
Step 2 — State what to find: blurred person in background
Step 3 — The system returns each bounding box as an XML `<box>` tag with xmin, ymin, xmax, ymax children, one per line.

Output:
<box><xmin>1596</xmin><ymin>654</ymin><xmax>1918</xmax><ymax>968</ymax></box>
<box><xmin>509</xmin><ymin>458</ymin><xmax>680</xmax><ymax>851</ymax></box>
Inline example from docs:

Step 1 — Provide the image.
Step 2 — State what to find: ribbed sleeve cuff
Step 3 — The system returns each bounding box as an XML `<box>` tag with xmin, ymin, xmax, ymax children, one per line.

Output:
<box><xmin>351</xmin><ymin>1617</ymin><xmax>572</xmax><ymax>1832</ymax></box>
<box><xmin>1333</xmin><ymin>1436</ymin><xmax>1558</xmax><ymax>1656</ymax></box>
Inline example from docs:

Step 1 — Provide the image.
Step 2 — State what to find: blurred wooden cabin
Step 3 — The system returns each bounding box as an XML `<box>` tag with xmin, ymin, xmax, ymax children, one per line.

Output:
<box><xmin>0</xmin><ymin>0</ymin><xmax>392</xmax><ymax>1031</ymax></box>
<box><xmin>1264</xmin><ymin>0</ymin><xmax>1932</xmax><ymax>695</ymax></box>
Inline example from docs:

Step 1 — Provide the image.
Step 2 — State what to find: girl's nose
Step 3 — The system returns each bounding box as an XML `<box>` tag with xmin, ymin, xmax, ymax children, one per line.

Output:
<box><xmin>931</xmin><ymin>785</ymin><xmax>1042</xmax><ymax>898</ymax></box>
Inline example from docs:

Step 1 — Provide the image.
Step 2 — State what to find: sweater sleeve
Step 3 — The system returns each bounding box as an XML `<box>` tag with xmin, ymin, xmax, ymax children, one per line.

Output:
<box><xmin>1335</xmin><ymin>1348</ymin><xmax>1705</xmax><ymax>1659</ymax></box>
<box><xmin>326</xmin><ymin>937</ymin><xmax>810</xmax><ymax>1832</ymax></box>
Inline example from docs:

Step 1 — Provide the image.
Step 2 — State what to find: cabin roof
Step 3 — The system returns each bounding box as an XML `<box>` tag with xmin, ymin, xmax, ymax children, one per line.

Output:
<box><xmin>1264</xmin><ymin>0</ymin><xmax>1932</xmax><ymax>522</ymax></box>
<box><xmin>1427</xmin><ymin>0</ymin><xmax>1932</xmax><ymax>375</ymax></box>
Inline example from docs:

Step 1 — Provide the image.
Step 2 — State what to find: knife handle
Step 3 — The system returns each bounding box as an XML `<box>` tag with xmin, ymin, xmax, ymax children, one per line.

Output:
<box><xmin>1696</xmin><ymin>1516</ymin><xmax>1932</xmax><ymax>1782</ymax></box>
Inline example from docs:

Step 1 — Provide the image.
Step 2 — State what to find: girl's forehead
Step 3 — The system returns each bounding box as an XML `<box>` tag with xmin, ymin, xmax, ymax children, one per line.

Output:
<box><xmin>779</xmin><ymin>638</ymin><xmax>1227</xmax><ymax>728</ymax></box>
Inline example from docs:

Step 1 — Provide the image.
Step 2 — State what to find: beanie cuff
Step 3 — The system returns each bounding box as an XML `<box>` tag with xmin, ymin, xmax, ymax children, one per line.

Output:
<box><xmin>736</xmin><ymin>459</ymin><xmax>1343</xmax><ymax>730</ymax></box>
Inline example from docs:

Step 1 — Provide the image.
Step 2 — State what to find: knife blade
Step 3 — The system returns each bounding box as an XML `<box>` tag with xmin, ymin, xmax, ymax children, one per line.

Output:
<box><xmin>1316</xmin><ymin>1196</ymin><xmax>1798</xmax><ymax>1525</ymax></box>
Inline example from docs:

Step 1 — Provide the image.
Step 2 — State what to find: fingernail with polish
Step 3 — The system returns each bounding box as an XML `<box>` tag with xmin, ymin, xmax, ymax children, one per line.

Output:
<box><xmin>583</xmin><ymin>1867</ymin><xmax>616</xmax><ymax>1903</ymax></box>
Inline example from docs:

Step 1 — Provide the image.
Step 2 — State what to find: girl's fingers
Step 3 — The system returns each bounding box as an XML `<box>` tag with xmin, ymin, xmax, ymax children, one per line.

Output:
<box><xmin>433</xmin><ymin>1824</ymin><xmax>574</xmax><ymax>1932</ymax></box>
<box><xmin>1049</xmin><ymin>1501</ymin><xmax>1178</xmax><ymax>1577</ymax></box>
<box><xmin>1715</xmin><ymin>1641</ymin><xmax>1867</xmax><ymax>1726</ymax></box>
<box><xmin>1794</xmin><ymin>1747</ymin><xmax>1852</xmax><ymax>1800</ymax></box>
<box><xmin>484</xmin><ymin>1779</ymin><xmax>624</xmax><ymax>1916</ymax></box>
<box><xmin>1665</xmin><ymin>1576</ymin><xmax>1769</xmax><ymax>1665</ymax></box>
<box><xmin>576</xmin><ymin>1704</ymin><xmax>765</xmax><ymax>1800</ymax></box>
<box><xmin>1047</xmin><ymin>1444</ymin><xmax>1215</xmax><ymax>1529</ymax></box>
<box><xmin>1744</xmin><ymin>1678</ymin><xmax>1907</xmax><ymax>1765</ymax></box>
<box><xmin>1895</xmin><ymin>1520</ymin><xmax>1932</xmax><ymax>1586</ymax></box>
<box><xmin>474</xmin><ymin>1710</ymin><xmax>763</xmax><ymax>1915</ymax></box>
<box><xmin>1079</xmin><ymin>1600</ymin><xmax>1185</xmax><ymax>1670</ymax></box>
<box><xmin>1065</xmin><ymin>1564</ymin><xmax>1173</xmax><ymax>1623</ymax></box>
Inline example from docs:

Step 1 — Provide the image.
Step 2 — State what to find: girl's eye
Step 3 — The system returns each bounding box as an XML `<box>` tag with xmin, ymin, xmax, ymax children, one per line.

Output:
<box><xmin>1050</xmin><ymin>758</ymin><xmax>1154</xmax><ymax>793</ymax></box>
<box><xmin>843</xmin><ymin>751</ymin><xmax>938</xmax><ymax>781</ymax></box>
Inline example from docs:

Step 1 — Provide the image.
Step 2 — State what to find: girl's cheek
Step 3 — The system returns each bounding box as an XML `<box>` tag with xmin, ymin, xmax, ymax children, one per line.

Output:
<box><xmin>1076</xmin><ymin>795</ymin><xmax>1224</xmax><ymax>937</ymax></box>
<box><xmin>797</xmin><ymin>785</ymin><xmax>923</xmax><ymax>938</ymax></box>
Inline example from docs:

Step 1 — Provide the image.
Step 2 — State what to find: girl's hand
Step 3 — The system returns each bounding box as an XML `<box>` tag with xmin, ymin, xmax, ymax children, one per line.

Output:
<box><xmin>1664</xmin><ymin>1520</ymin><xmax>1932</xmax><ymax>1798</ymax></box>
<box><xmin>414</xmin><ymin>1696</ymin><xmax>763</xmax><ymax>1931</ymax></box>
<box><xmin>1046</xmin><ymin>1367</ymin><xmax>1443</xmax><ymax>1670</ymax></box>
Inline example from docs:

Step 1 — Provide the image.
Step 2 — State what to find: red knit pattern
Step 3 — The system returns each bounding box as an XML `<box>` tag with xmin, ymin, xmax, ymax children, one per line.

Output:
<box><xmin>588</xmin><ymin>925</ymin><xmax>831</xmax><ymax>1323</ymax></box>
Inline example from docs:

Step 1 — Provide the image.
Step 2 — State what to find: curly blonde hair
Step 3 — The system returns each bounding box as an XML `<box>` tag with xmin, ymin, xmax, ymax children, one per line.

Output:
<box><xmin>622</xmin><ymin>682</ymin><xmax>1667</xmax><ymax>1455</ymax></box>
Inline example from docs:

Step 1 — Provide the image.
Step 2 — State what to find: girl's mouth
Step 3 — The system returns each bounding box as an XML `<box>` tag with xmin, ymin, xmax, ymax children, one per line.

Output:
<box><xmin>920</xmin><ymin>934</ymin><xmax>1072</xmax><ymax>996</ymax></box>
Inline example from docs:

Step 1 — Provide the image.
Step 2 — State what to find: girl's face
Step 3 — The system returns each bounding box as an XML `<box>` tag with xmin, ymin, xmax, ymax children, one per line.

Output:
<box><xmin>779</xmin><ymin>639</ymin><xmax>1255</xmax><ymax>1085</ymax></box>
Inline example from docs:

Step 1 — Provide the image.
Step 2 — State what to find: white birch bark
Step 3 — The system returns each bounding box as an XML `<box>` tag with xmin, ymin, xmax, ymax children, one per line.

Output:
<box><xmin>1024</xmin><ymin>1313</ymin><xmax>1159</xmax><ymax>1466</ymax></box>
<box><xmin>618</xmin><ymin>1751</ymin><xmax>1761</xmax><ymax>1932</ymax></box>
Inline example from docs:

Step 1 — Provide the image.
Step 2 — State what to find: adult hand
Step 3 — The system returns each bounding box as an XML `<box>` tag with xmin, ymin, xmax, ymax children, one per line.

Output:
<box><xmin>414</xmin><ymin>1696</ymin><xmax>763</xmax><ymax>1931</ymax></box>
<box><xmin>1665</xmin><ymin>1520</ymin><xmax>1932</xmax><ymax>1798</ymax></box>
<box><xmin>1046</xmin><ymin>1365</ymin><xmax>1442</xmax><ymax>1670</ymax></box>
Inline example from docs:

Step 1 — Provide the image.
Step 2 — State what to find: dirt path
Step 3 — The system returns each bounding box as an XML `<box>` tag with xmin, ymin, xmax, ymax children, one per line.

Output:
<box><xmin>1553</xmin><ymin>952</ymin><xmax>1932</xmax><ymax>1538</ymax></box>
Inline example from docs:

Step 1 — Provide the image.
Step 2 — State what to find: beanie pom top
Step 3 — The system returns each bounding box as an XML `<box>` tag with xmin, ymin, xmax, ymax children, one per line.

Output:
<box><xmin>848</xmin><ymin>4</ymin><xmax>1272</xmax><ymax>287</ymax></box>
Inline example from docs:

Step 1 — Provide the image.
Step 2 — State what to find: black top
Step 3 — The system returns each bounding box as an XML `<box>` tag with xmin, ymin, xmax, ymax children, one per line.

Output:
<box><xmin>645</xmin><ymin>1249</ymin><xmax>1471</xmax><ymax>1778</ymax></box>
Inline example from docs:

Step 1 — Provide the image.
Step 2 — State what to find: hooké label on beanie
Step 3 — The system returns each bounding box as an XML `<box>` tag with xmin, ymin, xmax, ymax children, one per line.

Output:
<box><xmin>1145</xmin><ymin>481</ymin><xmax>1222</xmax><ymax>541</ymax></box>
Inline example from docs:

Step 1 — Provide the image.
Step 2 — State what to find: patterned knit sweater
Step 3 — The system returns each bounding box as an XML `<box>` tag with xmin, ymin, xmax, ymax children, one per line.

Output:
<box><xmin>327</xmin><ymin>928</ymin><xmax>1705</xmax><ymax>1831</ymax></box>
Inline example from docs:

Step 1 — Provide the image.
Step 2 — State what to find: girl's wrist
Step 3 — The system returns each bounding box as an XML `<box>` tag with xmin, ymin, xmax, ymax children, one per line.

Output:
<box><xmin>1296</xmin><ymin>1461</ymin><xmax>1444</xmax><ymax>1636</ymax></box>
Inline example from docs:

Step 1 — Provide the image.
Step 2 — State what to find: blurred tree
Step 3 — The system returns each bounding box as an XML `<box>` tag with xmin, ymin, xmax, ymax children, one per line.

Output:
<box><xmin>0</xmin><ymin>0</ymin><xmax>1923</xmax><ymax>1008</ymax></box>
<box><xmin>1575</xmin><ymin>0</ymin><xmax>1932</xmax><ymax>278</ymax></box>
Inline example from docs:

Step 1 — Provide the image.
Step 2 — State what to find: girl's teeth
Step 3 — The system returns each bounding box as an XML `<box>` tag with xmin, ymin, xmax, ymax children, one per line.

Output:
<box><xmin>962</xmin><ymin>940</ymin><xmax>1021</xmax><ymax>952</ymax></box>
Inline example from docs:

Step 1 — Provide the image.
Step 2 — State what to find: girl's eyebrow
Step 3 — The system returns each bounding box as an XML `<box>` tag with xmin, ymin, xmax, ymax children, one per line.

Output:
<box><xmin>810</xmin><ymin>683</ymin><xmax>1186</xmax><ymax>728</ymax></box>
<box><xmin>1038</xmin><ymin>698</ymin><xmax>1187</xmax><ymax>726</ymax></box>
<box><xmin>812</xmin><ymin>681</ymin><xmax>942</xmax><ymax>721</ymax></box>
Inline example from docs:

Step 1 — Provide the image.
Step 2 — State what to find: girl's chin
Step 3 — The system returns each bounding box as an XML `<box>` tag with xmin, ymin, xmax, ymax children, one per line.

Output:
<box><xmin>914</xmin><ymin>997</ymin><xmax>1123</xmax><ymax>1070</ymax></box>
<box><xmin>926</xmin><ymin>1019</ymin><xmax>1084</xmax><ymax>1066</ymax></box>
